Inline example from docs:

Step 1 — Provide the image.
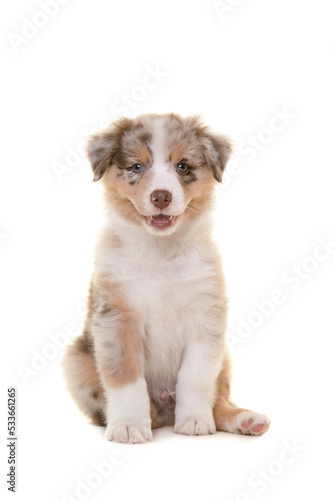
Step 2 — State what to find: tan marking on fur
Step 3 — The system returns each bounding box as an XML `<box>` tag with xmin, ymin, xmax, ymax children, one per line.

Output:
<box><xmin>215</xmin><ymin>354</ymin><xmax>232</xmax><ymax>401</ymax></box>
<box><xmin>93</xmin><ymin>276</ymin><xmax>143</xmax><ymax>389</ymax></box>
<box><xmin>62</xmin><ymin>332</ymin><xmax>106</xmax><ymax>425</ymax></box>
<box><xmin>94</xmin><ymin>273</ymin><xmax>121</xmax><ymax>301</ymax></box>
<box><xmin>134</xmin><ymin>143</ymin><xmax>151</xmax><ymax>165</ymax></box>
<box><xmin>181</xmin><ymin>168</ymin><xmax>216</xmax><ymax>224</ymax></box>
<box><xmin>169</xmin><ymin>142</ymin><xmax>188</xmax><ymax>165</ymax></box>
<box><xmin>102</xmin><ymin>168</ymin><xmax>155</xmax><ymax>225</ymax></box>
<box><xmin>213</xmin><ymin>355</ymin><xmax>252</xmax><ymax>431</ymax></box>
<box><xmin>67</xmin><ymin>335</ymin><xmax>101</xmax><ymax>389</ymax></box>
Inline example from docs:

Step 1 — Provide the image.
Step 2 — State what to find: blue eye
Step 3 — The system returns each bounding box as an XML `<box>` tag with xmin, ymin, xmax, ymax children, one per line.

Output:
<box><xmin>132</xmin><ymin>163</ymin><xmax>143</xmax><ymax>173</ymax></box>
<box><xmin>177</xmin><ymin>162</ymin><xmax>189</xmax><ymax>173</ymax></box>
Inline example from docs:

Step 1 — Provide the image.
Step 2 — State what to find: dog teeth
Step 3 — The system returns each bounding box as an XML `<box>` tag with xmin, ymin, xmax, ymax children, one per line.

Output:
<box><xmin>148</xmin><ymin>215</ymin><xmax>173</xmax><ymax>220</ymax></box>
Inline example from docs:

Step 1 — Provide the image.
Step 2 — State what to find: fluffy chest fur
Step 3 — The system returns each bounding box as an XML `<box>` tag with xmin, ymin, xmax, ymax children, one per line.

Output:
<box><xmin>95</xmin><ymin>212</ymin><xmax>226</xmax><ymax>394</ymax></box>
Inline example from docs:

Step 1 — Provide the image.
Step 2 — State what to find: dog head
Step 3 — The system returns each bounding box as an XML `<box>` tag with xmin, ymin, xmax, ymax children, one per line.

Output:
<box><xmin>87</xmin><ymin>113</ymin><xmax>232</xmax><ymax>236</ymax></box>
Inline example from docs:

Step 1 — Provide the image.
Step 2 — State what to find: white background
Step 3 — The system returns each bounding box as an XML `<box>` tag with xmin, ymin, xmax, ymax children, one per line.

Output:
<box><xmin>1</xmin><ymin>0</ymin><xmax>334</xmax><ymax>499</ymax></box>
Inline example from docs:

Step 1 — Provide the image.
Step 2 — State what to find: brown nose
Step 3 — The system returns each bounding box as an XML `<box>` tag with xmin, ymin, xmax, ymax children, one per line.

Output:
<box><xmin>150</xmin><ymin>190</ymin><xmax>172</xmax><ymax>209</ymax></box>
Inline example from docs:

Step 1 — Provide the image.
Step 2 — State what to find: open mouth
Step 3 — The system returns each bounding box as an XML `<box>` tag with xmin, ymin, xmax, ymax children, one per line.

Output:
<box><xmin>145</xmin><ymin>214</ymin><xmax>177</xmax><ymax>229</ymax></box>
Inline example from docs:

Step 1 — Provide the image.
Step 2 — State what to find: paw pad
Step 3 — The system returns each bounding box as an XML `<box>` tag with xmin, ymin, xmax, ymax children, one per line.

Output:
<box><xmin>232</xmin><ymin>411</ymin><xmax>270</xmax><ymax>436</ymax></box>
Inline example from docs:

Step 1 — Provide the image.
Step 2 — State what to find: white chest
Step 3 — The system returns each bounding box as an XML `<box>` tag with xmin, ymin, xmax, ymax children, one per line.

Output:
<box><xmin>96</xmin><ymin>231</ymin><xmax>224</xmax><ymax>391</ymax></box>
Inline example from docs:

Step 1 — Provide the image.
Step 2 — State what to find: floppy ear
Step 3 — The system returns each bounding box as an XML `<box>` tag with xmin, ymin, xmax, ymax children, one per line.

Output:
<box><xmin>86</xmin><ymin>117</ymin><xmax>132</xmax><ymax>181</ymax></box>
<box><xmin>201</xmin><ymin>133</ymin><xmax>233</xmax><ymax>183</ymax></box>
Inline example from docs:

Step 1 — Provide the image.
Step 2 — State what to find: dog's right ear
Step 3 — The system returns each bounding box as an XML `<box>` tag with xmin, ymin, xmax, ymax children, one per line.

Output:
<box><xmin>86</xmin><ymin>117</ymin><xmax>132</xmax><ymax>182</ymax></box>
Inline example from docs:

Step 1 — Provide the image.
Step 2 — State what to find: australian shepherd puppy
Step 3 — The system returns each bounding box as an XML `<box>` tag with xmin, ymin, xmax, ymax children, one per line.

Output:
<box><xmin>63</xmin><ymin>113</ymin><xmax>270</xmax><ymax>443</ymax></box>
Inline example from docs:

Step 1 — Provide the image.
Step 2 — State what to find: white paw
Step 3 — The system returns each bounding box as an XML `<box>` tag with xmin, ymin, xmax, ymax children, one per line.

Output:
<box><xmin>174</xmin><ymin>416</ymin><xmax>216</xmax><ymax>436</ymax></box>
<box><xmin>227</xmin><ymin>410</ymin><xmax>270</xmax><ymax>436</ymax></box>
<box><xmin>105</xmin><ymin>420</ymin><xmax>152</xmax><ymax>444</ymax></box>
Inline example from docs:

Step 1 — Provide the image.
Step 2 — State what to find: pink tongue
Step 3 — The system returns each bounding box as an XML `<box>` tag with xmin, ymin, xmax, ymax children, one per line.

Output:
<box><xmin>152</xmin><ymin>216</ymin><xmax>170</xmax><ymax>226</ymax></box>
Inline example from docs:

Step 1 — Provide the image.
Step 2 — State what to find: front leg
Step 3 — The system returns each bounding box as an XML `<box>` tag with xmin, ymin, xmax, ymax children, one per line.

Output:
<box><xmin>174</xmin><ymin>338</ymin><xmax>225</xmax><ymax>436</ymax></box>
<box><xmin>103</xmin><ymin>378</ymin><xmax>152</xmax><ymax>443</ymax></box>
<box><xmin>93</xmin><ymin>284</ymin><xmax>152</xmax><ymax>444</ymax></box>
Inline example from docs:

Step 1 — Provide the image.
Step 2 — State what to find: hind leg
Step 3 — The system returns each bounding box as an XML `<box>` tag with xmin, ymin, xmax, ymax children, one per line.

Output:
<box><xmin>62</xmin><ymin>331</ymin><xmax>107</xmax><ymax>426</ymax></box>
<box><xmin>213</xmin><ymin>357</ymin><xmax>270</xmax><ymax>436</ymax></box>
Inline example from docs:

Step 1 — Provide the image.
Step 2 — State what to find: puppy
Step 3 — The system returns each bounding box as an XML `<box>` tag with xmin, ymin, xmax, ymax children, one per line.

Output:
<box><xmin>63</xmin><ymin>113</ymin><xmax>270</xmax><ymax>443</ymax></box>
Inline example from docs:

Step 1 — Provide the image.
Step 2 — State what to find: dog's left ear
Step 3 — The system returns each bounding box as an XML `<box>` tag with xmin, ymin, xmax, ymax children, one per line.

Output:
<box><xmin>201</xmin><ymin>133</ymin><xmax>233</xmax><ymax>183</ymax></box>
